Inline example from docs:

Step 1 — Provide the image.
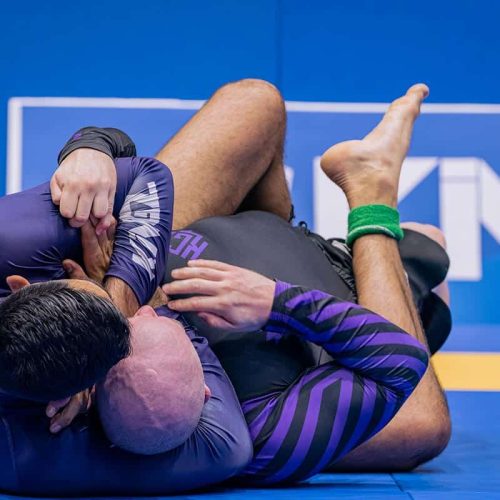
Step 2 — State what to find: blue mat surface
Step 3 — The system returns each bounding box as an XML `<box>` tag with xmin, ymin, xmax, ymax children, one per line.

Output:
<box><xmin>1</xmin><ymin>391</ymin><xmax>498</xmax><ymax>499</ymax></box>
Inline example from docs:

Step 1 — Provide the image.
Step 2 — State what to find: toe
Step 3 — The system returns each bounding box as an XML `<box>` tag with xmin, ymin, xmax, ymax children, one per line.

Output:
<box><xmin>406</xmin><ymin>83</ymin><xmax>430</xmax><ymax>103</ymax></box>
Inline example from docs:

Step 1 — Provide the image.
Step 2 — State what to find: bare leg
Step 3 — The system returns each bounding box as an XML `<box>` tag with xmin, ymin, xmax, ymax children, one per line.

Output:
<box><xmin>321</xmin><ymin>85</ymin><xmax>451</xmax><ymax>472</ymax></box>
<box><xmin>154</xmin><ymin>79</ymin><xmax>291</xmax><ymax>229</ymax></box>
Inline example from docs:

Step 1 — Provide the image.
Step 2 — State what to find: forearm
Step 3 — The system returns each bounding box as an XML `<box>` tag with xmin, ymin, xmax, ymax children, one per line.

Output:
<box><xmin>105</xmin><ymin>277</ymin><xmax>139</xmax><ymax>317</ymax></box>
<box><xmin>265</xmin><ymin>281</ymin><xmax>428</xmax><ymax>397</ymax></box>
<box><xmin>106</xmin><ymin>157</ymin><xmax>174</xmax><ymax>304</ymax></box>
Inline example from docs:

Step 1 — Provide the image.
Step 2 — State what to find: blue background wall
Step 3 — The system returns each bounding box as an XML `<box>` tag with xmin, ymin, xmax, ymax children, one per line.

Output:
<box><xmin>1</xmin><ymin>1</ymin><xmax>499</xmax><ymax>349</ymax></box>
<box><xmin>2</xmin><ymin>0</ymin><xmax>500</xmax><ymax>196</ymax></box>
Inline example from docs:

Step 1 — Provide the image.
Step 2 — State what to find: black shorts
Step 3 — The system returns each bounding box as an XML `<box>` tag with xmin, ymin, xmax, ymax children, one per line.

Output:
<box><xmin>304</xmin><ymin>226</ymin><xmax>452</xmax><ymax>355</ymax></box>
<box><xmin>166</xmin><ymin>211</ymin><xmax>452</xmax><ymax>401</ymax></box>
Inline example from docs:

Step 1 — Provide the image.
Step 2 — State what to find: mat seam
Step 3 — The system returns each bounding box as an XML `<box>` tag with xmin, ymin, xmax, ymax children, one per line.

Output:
<box><xmin>391</xmin><ymin>473</ymin><xmax>415</xmax><ymax>499</ymax></box>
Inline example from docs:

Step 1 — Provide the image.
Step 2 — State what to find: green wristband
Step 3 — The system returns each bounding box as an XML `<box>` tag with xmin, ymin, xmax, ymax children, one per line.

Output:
<box><xmin>346</xmin><ymin>204</ymin><xmax>404</xmax><ymax>246</ymax></box>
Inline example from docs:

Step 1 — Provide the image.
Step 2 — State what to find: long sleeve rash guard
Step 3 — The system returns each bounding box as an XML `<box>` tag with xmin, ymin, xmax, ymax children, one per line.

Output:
<box><xmin>0</xmin><ymin>306</ymin><xmax>252</xmax><ymax>496</ymax></box>
<box><xmin>0</xmin><ymin>156</ymin><xmax>173</xmax><ymax>305</ymax></box>
<box><xmin>240</xmin><ymin>280</ymin><xmax>429</xmax><ymax>484</ymax></box>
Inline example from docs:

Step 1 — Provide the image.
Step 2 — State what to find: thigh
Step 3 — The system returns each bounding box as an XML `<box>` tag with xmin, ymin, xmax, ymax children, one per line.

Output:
<box><xmin>155</xmin><ymin>79</ymin><xmax>287</xmax><ymax>229</ymax></box>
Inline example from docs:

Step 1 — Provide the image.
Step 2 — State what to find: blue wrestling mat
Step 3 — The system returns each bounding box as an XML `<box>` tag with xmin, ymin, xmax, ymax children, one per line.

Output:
<box><xmin>0</xmin><ymin>391</ymin><xmax>498</xmax><ymax>499</ymax></box>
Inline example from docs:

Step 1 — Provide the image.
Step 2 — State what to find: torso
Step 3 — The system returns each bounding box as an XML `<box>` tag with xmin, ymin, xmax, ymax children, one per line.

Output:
<box><xmin>165</xmin><ymin>211</ymin><xmax>354</xmax><ymax>401</ymax></box>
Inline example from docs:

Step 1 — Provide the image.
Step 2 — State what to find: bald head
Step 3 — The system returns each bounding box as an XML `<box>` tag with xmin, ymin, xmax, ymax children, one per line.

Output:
<box><xmin>97</xmin><ymin>308</ymin><xmax>206</xmax><ymax>454</ymax></box>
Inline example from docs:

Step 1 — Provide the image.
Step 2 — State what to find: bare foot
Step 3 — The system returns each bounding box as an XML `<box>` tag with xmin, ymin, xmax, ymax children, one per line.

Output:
<box><xmin>320</xmin><ymin>84</ymin><xmax>429</xmax><ymax>208</ymax></box>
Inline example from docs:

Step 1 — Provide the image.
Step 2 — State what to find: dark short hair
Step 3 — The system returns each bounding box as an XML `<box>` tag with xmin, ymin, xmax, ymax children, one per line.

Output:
<box><xmin>0</xmin><ymin>281</ymin><xmax>131</xmax><ymax>401</ymax></box>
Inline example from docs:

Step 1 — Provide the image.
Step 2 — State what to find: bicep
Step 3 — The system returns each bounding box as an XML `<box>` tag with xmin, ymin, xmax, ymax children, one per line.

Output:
<box><xmin>242</xmin><ymin>361</ymin><xmax>401</xmax><ymax>484</ymax></box>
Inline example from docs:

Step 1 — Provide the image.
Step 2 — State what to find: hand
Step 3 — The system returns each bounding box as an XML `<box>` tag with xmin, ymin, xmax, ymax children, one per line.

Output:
<box><xmin>162</xmin><ymin>260</ymin><xmax>276</xmax><ymax>332</ymax></box>
<box><xmin>76</xmin><ymin>218</ymin><xmax>116</xmax><ymax>283</ymax></box>
<box><xmin>46</xmin><ymin>387</ymin><xmax>94</xmax><ymax>434</ymax></box>
<box><xmin>50</xmin><ymin>148</ymin><xmax>117</xmax><ymax>234</ymax></box>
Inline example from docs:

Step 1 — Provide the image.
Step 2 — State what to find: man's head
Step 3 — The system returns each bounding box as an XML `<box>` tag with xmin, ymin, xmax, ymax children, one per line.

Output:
<box><xmin>97</xmin><ymin>306</ymin><xmax>210</xmax><ymax>454</ymax></box>
<box><xmin>0</xmin><ymin>279</ymin><xmax>130</xmax><ymax>401</ymax></box>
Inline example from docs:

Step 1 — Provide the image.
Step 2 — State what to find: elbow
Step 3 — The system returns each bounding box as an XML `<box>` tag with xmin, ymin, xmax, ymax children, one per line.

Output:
<box><xmin>223</xmin><ymin>427</ymin><xmax>253</xmax><ymax>477</ymax></box>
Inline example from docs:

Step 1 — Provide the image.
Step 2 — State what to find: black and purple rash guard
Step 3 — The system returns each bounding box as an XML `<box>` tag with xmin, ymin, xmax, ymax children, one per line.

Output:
<box><xmin>165</xmin><ymin>210</ymin><xmax>430</xmax><ymax>485</ymax></box>
<box><xmin>240</xmin><ymin>281</ymin><xmax>428</xmax><ymax>484</ymax></box>
<box><xmin>0</xmin><ymin>156</ymin><xmax>172</xmax><ymax>305</ymax></box>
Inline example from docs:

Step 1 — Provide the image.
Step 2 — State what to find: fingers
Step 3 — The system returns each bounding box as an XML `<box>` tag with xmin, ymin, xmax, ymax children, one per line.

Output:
<box><xmin>62</xmin><ymin>259</ymin><xmax>88</xmax><ymax>280</ymax></box>
<box><xmin>59</xmin><ymin>188</ymin><xmax>78</xmax><ymax>220</ymax></box>
<box><xmin>168</xmin><ymin>296</ymin><xmax>225</xmax><ymax>313</ymax></box>
<box><xmin>46</xmin><ymin>397</ymin><xmax>71</xmax><ymax>418</ymax></box>
<box><xmin>50</xmin><ymin>176</ymin><xmax>62</xmax><ymax>205</ymax></box>
<box><xmin>106</xmin><ymin>216</ymin><xmax>117</xmax><ymax>240</ymax></box>
<box><xmin>198</xmin><ymin>312</ymin><xmax>233</xmax><ymax>330</ymax></box>
<box><xmin>163</xmin><ymin>278</ymin><xmax>221</xmax><ymax>297</ymax></box>
<box><xmin>70</xmin><ymin>194</ymin><xmax>94</xmax><ymax>228</ymax></box>
<box><xmin>187</xmin><ymin>259</ymin><xmax>235</xmax><ymax>271</ymax></box>
<box><xmin>92</xmin><ymin>190</ymin><xmax>109</xmax><ymax>220</ymax></box>
<box><xmin>170</xmin><ymin>266</ymin><xmax>225</xmax><ymax>281</ymax></box>
<box><xmin>49</xmin><ymin>394</ymin><xmax>88</xmax><ymax>434</ymax></box>
<box><xmin>108</xmin><ymin>183</ymin><xmax>116</xmax><ymax>220</ymax></box>
<box><xmin>96</xmin><ymin>213</ymin><xmax>115</xmax><ymax>236</ymax></box>
<box><xmin>81</xmin><ymin>220</ymin><xmax>100</xmax><ymax>251</ymax></box>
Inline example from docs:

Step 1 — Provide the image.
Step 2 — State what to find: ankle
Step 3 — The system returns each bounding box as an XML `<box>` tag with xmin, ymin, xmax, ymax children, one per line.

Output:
<box><xmin>345</xmin><ymin>177</ymin><xmax>398</xmax><ymax>209</ymax></box>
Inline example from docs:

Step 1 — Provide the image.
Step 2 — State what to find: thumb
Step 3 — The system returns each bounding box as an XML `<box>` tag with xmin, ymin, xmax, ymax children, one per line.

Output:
<box><xmin>50</xmin><ymin>175</ymin><xmax>62</xmax><ymax>205</ymax></box>
<box><xmin>62</xmin><ymin>259</ymin><xmax>88</xmax><ymax>280</ymax></box>
<box><xmin>198</xmin><ymin>312</ymin><xmax>233</xmax><ymax>330</ymax></box>
<box><xmin>46</xmin><ymin>396</ymin><xmax>71</xmax><ymax>417</ymax></box>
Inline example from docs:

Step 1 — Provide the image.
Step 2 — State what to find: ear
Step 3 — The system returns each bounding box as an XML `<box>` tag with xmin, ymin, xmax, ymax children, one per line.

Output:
<box><xmin>204</xmin><ymin>384</ymin><xmax>212</xmax><ymax>404</ymax></box>
<box><xmin>6</xmin><ymin>275</ymin><xmax>31</xmax><ymax>293</ymax></box>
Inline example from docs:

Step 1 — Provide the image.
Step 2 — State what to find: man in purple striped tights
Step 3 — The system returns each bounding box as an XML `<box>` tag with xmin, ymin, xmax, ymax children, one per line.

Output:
<box><xmin>158</xmin><ymin>82</ymin><xmax>451</xmax><ymax>482</ymax></box>
<box><xmin>0</xmin><ymin>79</ymin><xmax>449</xmax><ymax>492</ymax></box>
<box><xmin>53</xmin><ymin>81</ymin><xmax>449</xmax><ymax>484</ymax></box>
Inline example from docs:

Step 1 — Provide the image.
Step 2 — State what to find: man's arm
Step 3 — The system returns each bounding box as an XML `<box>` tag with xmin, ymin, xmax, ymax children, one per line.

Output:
<box><xmin>106</xmin><ymin>157</ymin><xmax>173</xmax><ymax>306</ymax></box>
<box><xmin>163</xmin><ymin>261</ymin><xmax>428</xmax><ymax>483</ymax></box>
<box><xmin>240</xmin><ymin>279</ymin><xmax>427</xmax><ymax>484</ymax></box>
<box><xmin>52</xmin><ymin>127</ymin><xmax>136</xmax><ymax>232</ymax></box>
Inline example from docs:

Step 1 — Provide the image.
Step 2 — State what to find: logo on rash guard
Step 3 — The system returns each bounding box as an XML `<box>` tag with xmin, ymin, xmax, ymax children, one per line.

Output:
<box><xmin>169</xmin><ymin>230</ymin><xmax>208</xmax><ymax>260</ymax></box>
<box><xmin>120</xmin><ymin>181</ymin><xmax>161</xmax><ymax>280</ymax></box>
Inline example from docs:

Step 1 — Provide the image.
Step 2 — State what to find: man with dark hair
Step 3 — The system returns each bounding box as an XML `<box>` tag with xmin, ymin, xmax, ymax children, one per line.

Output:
<box><xmin>0</xmin><ymin>281</ymin><xmax>129</xmax><ymax>401</ymax></box>
<box><xmin>0</xmin><ymin>80</ymin><xmax>448</xmax><ymax>495</ymax></box>
<box><xmin>50</xmin><ymin>80</ymin><xmax>448</xmax><ymax>480</ymax></box>
<box><xmin>0</xmin><ymin>151</ymin><xmax>174</xmax><ymax>404</ymax></box>
<box><xmin>0</xmin><ymin>136</ymin><xmax>253</xmax><ymax>495</ymax></box>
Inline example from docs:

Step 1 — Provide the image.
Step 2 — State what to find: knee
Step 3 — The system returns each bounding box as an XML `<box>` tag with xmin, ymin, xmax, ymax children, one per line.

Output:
<box><xmin>402</xmin><ymin>222</ymin><xmax>447</xmax><ymax>249</ymax></box>
<box><xmin>216</xmin><ymin>78</ymin><xmax>285</xmax><ymax>121</ymax></box>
